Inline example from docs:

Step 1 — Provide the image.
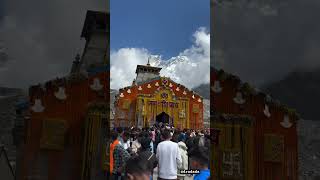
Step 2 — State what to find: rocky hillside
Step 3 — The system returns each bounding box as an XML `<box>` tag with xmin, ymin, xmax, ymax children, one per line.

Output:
<box><xmin>262</xmin><ymin>69</ymin><xmax>320</xmax><ymax>179</ymax></box>
<box><xmin>202</xmin><ymin>99</ymin><xmax>210</xmax><ymax>127</ymax></box>
<box><xmin>110</xmin><ymin>89</ymin><xmax>118</xmax><ymax>118</ymax></box>
<box><xmin>0</xmin><ymin>87</ymin><xmax>27</xmax><ymax>164</ymax></box>
<box><xmin>192</xmin><ymin>83</ymin><xmax>210</xmax><ymax>99</ymax></box>
<box><xmin>193</xmin><ymin>84</ymin><xmax>210</xmax><ymax>126</ymax></box>
<box><xmin>298</xmin><ymin>119</ymin><xmax>320</xmax><ymax>180</ymax></box>
<box><xmin>264</xmin><ymin>69</ymin><xmax>320</xmax><ymax>120</ymax></box>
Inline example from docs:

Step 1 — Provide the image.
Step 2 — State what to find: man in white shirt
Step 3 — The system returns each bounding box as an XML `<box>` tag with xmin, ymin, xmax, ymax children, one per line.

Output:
<box><xmin>156</xmin><ymin>129</ymin><xmax>182</xmax><ymax>180</ymax></box>
<box><xmin>122</xmin><ymin>131</ymin><xmax>131</xmax><ymax>150</ymax></box>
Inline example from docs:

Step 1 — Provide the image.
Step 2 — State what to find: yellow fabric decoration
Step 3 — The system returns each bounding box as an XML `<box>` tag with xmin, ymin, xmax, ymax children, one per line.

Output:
<box><xmin>192</xmin><ymin>104</ymin><xmax>200</xmax><ymax>113</ymax></box>
<box><xmin>122</xmin><ymin>99</ymin><xmax>131</xmax><ymax>109</ymax></box>
<box><xmin>40</xmin><ymin>118</ymin><xmax>67</xmax><ymax>150</ymax></box>
<box><xmin>264</xmin><ymin>134</ymin><xmax>284</xmax><ymax>162</ymax></box>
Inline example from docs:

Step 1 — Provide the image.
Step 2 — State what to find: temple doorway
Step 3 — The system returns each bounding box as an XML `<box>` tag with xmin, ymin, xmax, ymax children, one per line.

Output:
<box><xmin>156</xmin><ymin>112</ymin><xmax>170</xmax><ymax>124</ymax></box>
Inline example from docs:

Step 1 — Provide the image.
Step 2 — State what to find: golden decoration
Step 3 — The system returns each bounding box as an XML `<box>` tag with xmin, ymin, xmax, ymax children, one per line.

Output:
<box><xmin>193</xmin><ymin>104</ymin><xmax>200</xmax><ymax>113</ymax></box>
<box><xmin>40</xmin><ymin>119</ymin><xmax>67</xmax><ymax>150</ymax></box>
<box><xmin>264</xmin><ymin>134</ymin><xmax>284</xmax><ymax>162</ymax></box>
<box><xmin>122</xmin><ymin>99</ymin><xmax>131</xmax><ymax>109</ymax></box>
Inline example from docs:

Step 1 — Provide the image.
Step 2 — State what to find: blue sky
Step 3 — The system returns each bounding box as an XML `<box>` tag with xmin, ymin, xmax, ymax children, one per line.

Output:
<box><xmin>110</xmin><ymin>0</ymin><xmax>210</xmax><ymax>59</ymax></box>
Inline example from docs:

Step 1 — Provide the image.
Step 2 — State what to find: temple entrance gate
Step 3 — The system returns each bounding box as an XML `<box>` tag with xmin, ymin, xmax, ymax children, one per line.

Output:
<box><xmin>156</xmin><ymin>112</ymin><xmax>171</xmax><ymax>125</ymax></box>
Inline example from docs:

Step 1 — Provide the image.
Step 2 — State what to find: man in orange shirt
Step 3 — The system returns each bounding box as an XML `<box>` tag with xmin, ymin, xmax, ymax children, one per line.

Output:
<box><xmin>110</xmin><ymin>131</ymin><xmax>119</xmax><ymax>174</ymax></box>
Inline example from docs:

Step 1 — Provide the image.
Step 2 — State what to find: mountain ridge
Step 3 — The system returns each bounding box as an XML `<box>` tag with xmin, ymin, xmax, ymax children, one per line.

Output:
<box><xmin>263</xmin><ymin>68</ymin><xmax>320</xmax><ymax>120</ymax></box>
<box><xmin>148</xmin><ymin>55</ymin><xmax>208</xmax><ymax>89</ymax></box>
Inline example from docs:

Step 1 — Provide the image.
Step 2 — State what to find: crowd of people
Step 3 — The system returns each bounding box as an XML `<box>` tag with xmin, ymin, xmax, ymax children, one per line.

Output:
<box><xmin>107</xmin><ymin>123</ymin><xmax>211</xmax><ymax>180</ymax></box>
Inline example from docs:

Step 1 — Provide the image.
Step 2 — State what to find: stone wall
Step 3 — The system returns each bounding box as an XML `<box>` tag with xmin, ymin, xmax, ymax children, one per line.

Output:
<box><xmin>298</xmin><ymin>119</ymin><xmax>320</xmax><ymax>180</ymax></box>
<box><xmin>0</xmin><ymin>88</ymin><xmax>27</xmax><ymax>170</ymax></box>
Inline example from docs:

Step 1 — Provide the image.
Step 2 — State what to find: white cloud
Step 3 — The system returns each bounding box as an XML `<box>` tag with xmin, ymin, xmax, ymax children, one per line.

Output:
<box><xmin>110</xmin><ymin>48</ymin><xmax>150</xmax><ymax>89</ymax></box>
<box><xmin>110</xmin><ymin>27</ymin><xmax>210</xmax><ymax>90</ymax></box>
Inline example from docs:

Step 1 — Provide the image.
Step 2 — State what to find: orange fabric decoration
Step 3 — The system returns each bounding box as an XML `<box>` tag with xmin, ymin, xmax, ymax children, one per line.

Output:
<box><xmin>110</xmin><ymin>139</ymin><xmax>119</xmax><ymax>173</ymax></box>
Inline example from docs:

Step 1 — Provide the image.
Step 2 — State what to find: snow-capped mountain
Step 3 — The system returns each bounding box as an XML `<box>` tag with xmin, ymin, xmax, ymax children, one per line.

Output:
<box><xmin>150</xmin><ymin>55</ymin><xmax>193</xmax><ymax>69</ymax></box>
<box><xmin>149</xmin><ymin>55</ymin><xmax>206</xmax><ymax>89</ymax></box>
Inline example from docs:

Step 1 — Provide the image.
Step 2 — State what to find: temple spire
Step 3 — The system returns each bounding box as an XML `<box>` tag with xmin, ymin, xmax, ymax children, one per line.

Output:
<box><xmin>135</xmin><ymin>56</ymin><xmax>162</xmax><ymax>84</ymax></box>
<box><xmin>70</xmin><ymin>53</ymin><xmax>81</xmax><ymax>74</ymax></box>
<box><xmin>147</xmin><ymin>56</ymin><xmax>151</xmax><ymax>66</ymax></box>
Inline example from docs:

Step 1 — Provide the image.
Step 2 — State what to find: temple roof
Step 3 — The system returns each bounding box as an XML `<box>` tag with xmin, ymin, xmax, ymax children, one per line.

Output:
<box><xmin>29</xmin><ymin>71</ymin><xmax>94</xmax><ymax>97</ymax></box>
<box><xmin>212</xmin><ymin>67</ymin><xmax>300</xmax><ymax>119</ymax></box>
<box><xmin>116</xmin><ymin>76</ymin><xmax>203</xmax><ymax>101</ymax></box>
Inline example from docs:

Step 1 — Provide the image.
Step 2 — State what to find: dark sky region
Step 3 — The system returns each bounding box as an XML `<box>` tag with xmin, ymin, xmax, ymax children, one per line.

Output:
<box><xmin>213</xmin><ymin>0</ymin><xmax>320</xmax><ymax>87</ymax></box>
<box><xmin>0</xmin><ymin>0</ymin><xmax>107</xmax><ymax>89</ymax></box>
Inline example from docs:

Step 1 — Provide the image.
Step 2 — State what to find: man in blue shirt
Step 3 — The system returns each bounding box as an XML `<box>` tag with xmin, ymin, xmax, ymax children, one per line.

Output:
<box><xmin>188</xmin><ymin>146</ymin><xmax>210</xmax><ymax>180</ymax></box>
